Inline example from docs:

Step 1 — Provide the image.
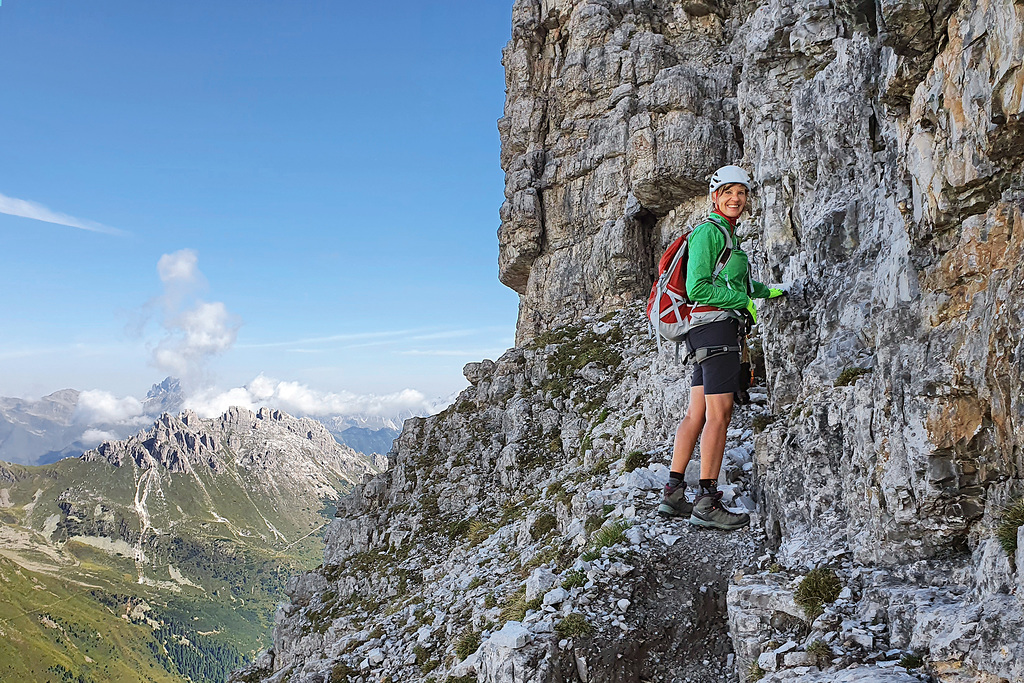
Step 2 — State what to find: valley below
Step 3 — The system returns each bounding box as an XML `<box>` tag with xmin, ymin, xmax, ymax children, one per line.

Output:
<box><xmin>0</xmin><ymin>407</ymin><xmax>377</xmax><ymax>683</ymax></box>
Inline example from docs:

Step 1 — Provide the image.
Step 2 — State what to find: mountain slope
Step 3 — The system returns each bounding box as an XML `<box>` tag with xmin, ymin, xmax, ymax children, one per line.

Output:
<box><xmin>0</xmin><ymin>406</ymin><xmax>377</xmax><ymax>683</ymax></box>
<box><xmin>332</xmin><ymin>426</ymin><xmax>400</xmax><ymax>457</ymax></box>
<box><xmin>0</xmin><ymin>389</ymin><xmax>84</xmax><ymax>466</ymax></box>
<box><xmin>231</xmin><ymin>310</ymin><xmax>768</xmax><ymax>683</ymax></box>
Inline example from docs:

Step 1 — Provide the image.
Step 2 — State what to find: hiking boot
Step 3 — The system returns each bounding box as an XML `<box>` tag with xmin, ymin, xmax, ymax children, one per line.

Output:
<box><xmin>689</xmin><ymin>491</ymin><xmax>750</xmax><ymax>530</ymax></box>
<box><xmin>657</xmin><ymin>483</ymin><xmax>693</xmax><ymax>517</ymax></box>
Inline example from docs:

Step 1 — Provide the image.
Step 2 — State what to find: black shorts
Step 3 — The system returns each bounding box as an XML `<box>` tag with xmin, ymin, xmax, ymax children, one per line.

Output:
<box><xmin>686</xmin><ymin>319</ymin><xmax>741</xmax><ymax>395</ymax></box>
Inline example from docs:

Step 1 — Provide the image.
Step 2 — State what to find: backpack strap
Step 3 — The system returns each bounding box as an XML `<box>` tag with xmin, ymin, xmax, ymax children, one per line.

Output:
<box><xmin>709</xmin><ymin>220</ymin><xmax>733</xmax><ymax>284</ymax></box>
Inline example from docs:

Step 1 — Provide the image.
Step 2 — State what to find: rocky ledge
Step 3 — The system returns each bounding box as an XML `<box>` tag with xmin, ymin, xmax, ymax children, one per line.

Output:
<box><xmin>232</xmin><ymin>309</ymin><xmax>1023</xmax><ymax>683</ymax></box>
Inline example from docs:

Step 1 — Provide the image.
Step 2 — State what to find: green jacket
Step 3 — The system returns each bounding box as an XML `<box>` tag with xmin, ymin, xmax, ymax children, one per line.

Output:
<box><xmin>685</xmin><ymin>212</ymin><xmax>771</xmax><ymax>309</ymax></box>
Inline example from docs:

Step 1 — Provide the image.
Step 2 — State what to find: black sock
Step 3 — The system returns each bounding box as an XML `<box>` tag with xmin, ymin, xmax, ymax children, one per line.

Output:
<box><xmin>699</xmin><ymin>478</ymin><xmax>718</xmax><ymax>496</ymax></box>
<box><xmin>668</xmin><ymin>471</ymin><xmax>685</xmax><ymax>488</ymax></box>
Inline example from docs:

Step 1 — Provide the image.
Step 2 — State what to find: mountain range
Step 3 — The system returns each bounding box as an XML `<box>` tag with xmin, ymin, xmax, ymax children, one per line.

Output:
<box><xmin>0</xmin><ymin>406</ymin><xmax>377</xmax><ymax>683</ymax></box>
<box><xmin>0</xmin><ymin>378</ymin><xmax>411</xmax><ymax>467</ymax></box>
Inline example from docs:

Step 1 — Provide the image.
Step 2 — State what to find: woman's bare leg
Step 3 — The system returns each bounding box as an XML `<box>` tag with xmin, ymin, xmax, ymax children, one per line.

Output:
<box><xmin>699</xmin><ymin>392</ymin><xmax>734</xmax><ymax>481</ymax></box>
<box><xmin>690</xmin><ymin>390</ymin><xmax>748</xmax><ymax>529</ymax></box>
<box><xmin>670</xmin><ymin>386</ymin><xmax>706</xmax><ymax>475</ymax></box>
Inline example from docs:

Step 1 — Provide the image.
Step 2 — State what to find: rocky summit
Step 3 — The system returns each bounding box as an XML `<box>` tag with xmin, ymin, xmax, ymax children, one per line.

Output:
<box><xmin>234</xmin><ymin>0</ymin><xmax>1023</xmax><ymax>682</ymax></box>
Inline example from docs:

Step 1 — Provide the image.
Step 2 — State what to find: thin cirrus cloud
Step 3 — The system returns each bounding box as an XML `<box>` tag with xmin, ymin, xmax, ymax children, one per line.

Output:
<box><xmin>400</xmin><ymin>348</ymin><xmax>509</xmax><ymax>357</ymax></box>
<box><xmin>0</xmin><ymin>191</ymin><xmax>127</xmax><ymax>236</ymax></box>
<box><xmin>235</xmin><ymin>330</ymin><xmax>417</xmax><ymax>350</ymax></box>
<box><xmin>238</xmin><ymin>327</ymin><xmax>507</xmax><ymax>351</ymax></box>
<box><xmin>0</xmin><ymin>342</ymin><xmax>128</xmax><ymax>360</ymax></box>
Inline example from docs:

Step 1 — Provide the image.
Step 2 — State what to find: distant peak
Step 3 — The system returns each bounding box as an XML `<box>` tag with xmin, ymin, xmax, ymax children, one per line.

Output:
<box><xmin>146</xmin><ymin>377</ymin><xmax>182</xmax><ymax>399</ymax></box>
<box><xmin>43</xmin><ymin>388</ymin><xmax>81</xmax><ymax>402</ymax></box>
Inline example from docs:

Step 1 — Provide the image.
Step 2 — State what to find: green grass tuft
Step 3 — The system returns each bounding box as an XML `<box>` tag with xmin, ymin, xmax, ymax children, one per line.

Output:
<box><xmin>621</xmin><ymin>413</ymin><xmax>642</xmax><ymax>429</ymax></box>
<box><xmin>806</xmin><ymin>639</ymin><xmax>831</xmax><ymax>666</ymax></box>
<box><xmin>898</xmin><ymin>653</ymin><xmax>924</xmax><ymax>669</ymax></box>
<box><xmin>584</xmin><ymin>514</ymin><xmax>604</xmax><ymax>535</ymax></box>
<box><xmin>996</xmin><ymin>498</ymin><xmax>1024</xmax><ymax>556</ymax></box>
<box><xmin>748</xmin><ymin>660</ymin><xmax>766</xmax><ymax>681</ymax></box>
<box><xmin>454</xmin><ymin>630</ymin><xmax>481</xmax><ymax>660</ymax></box>
<box><xmin>545</xmin><ymin>481</ymin><xmax>573</xmax><ymax>507</ymax></box>
<box><xmin>330</xmin><ymin>660</ymin><xmax>358</xmax><ymax>682</ymax></box>
<box><xmin>554</xmin><ymin>613</ymin><xmax>594</xmax><ymax>638</ymax></box>
<box><xmin>520</xmin><ymin>545</ymin><xmax>559</xmax><ymax>575</ymax></box>
<box><xmin>561</xmin><ymin>569</ymin><xmax>586</xmax><ymax>590</ymax></box>
<box><xmin>835</xmin><ymin>367</ymin><xmax>872</xmax><ymax>386</ymax></box>
<box><xmin>529</xmin><ymin>513</ymin><xmax>558</xmax><ymax>541</ymax></box>
<box><xmin>467</xmin><ymin>519</ymin><xmax>492</xmax><ymax>547</ymax></box>
<box><xmin>623</xmin><ymin>450</ymin><xmax>650</xmax><ymax>472</ymax></box>
<box><xmin>446</xmin><ymin>518</ymin><xmax>472</xmax><ymax>540</ymax></box>
<box><xmin>794</xmin><ymin>568</ymin><xmax>842</xmax><ymax>620</ymax></box>
<box><xmin>581</xmin><ymin>520</ymin><xmax>631</xmax><ymax>561</ymax></box>
<box><xmin>499</xmin><ymin>588</ymin><xmax>528</xmax><ymax>624</ymax></box>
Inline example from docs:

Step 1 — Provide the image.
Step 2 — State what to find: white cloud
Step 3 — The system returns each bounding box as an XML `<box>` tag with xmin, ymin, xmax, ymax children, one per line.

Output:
<box><xmin>183</xmin><ymin>375</ymin><xmax>435</xmax><ymax>419</ymax></box>
<box><xmin>150</xmin><ymin>250</ymin><xmax>240</xmax><ymax>381</ymax></box>
<box><xmin>410</xmin><ymin>330</ymin><xmax>477</xmax><ymax>341</ymax></box>
<box><xmin>154</xmin><ymin>301</ymin><xmax>239</xmax><ymax>375</ymax></box>
<box><xmin>0</xmin><ymin>191</ymin><xmax>125</xmax><ymax>235</ymax></box>
<box><xmin>74</xmin><ymin>390</ymin><xmax>145</xmax><ymax>424</ymax></box>
<box><xmin>81</xmin><ymin>429</ymin><xmax>120</xmax><ymax>445</ymax></box>
<box><xmin>158</xmin><ymin>249</ymin><xmax>200</xmax><ymax>284</ymax></box>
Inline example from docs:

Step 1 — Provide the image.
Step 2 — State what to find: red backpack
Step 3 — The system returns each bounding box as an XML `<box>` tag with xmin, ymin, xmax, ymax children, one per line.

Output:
<box><xmin>646</xmin><ymin>221</ymin><xmax>733</xmax><ymax>357</ymax></box>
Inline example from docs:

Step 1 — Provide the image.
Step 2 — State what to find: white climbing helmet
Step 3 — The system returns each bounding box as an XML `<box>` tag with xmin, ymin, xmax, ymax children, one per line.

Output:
<box><xmin>708</xmin><ymin>165</ymin><xmax>752</xmax><ymax>195</ymax></box>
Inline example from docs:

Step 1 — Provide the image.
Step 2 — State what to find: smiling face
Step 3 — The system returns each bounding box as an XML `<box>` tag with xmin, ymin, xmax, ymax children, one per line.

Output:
<box><xmin>712</xmin><ymin>183</ymin><xmax>748</xmax><ymax>220</ymax></box>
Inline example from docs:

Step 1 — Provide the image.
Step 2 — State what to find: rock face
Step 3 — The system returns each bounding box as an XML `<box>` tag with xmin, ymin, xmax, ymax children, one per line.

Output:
<box><xmin>499</xmin><ymin>0</ymin><xmax>745</xmax><ymax>342</ymax></box>
<box><xmin>495</xmin><ymin>0</ymin><xmax>1023</xmax><ymax>678</ymax></box>
<box><xmin>231</xmin><ymin>310</ymin><xmax>771</xmax><ymax>683</ymax></box>
<box><xmin>83</xmin><ymin>406</ymin><xmax>371</xmax><ymax>501</ymax></box>
<box><xmin>238</xmin><ymin>0</ymin><xmax>1024</xmax><ymax>681</ymax></box>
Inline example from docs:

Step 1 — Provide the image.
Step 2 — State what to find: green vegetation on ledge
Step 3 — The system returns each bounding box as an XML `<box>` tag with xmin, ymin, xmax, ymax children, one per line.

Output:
<box><xmin>996</xmin><ymin>498</ymin><xmax>1024</xmax><ymax>556</ymax></box>
<box><xmin>794</xmin><ymin>568</ymin><xmax>842</xmax><ymax>620</ymax></box>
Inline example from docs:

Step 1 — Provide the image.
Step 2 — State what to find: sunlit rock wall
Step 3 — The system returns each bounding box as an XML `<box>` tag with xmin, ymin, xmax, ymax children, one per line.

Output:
<box><xmin>500</xmin><ymin>0</ymin><xmax>1023</xmax><ymax>679</ymax></box>
<box><xmin>498</xmin><ymin>0</ymin><xmax>745</xmax><ymax>343</ymax></box>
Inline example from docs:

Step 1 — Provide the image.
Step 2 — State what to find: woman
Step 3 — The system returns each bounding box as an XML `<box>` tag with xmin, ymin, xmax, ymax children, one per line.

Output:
<box><xmin>657</xmin><ymin>165</ymin><xmax>784</xmax><ymax>530</ymax></box>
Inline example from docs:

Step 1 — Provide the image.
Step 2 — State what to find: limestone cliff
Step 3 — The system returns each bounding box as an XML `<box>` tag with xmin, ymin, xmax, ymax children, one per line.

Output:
<box><xmin>495</xmin><ymin>0</ymin><xmax>1024</xmax><ymax>680</ymax></box>
<box><xmin>496</xmin><ymin>0</ymin><xmax>1024</xmax><ymax>679</ymax></box>
<box><xmin>233</xmin><ymin>0</ymin><xmax>1024</xmax><ymax>682</ymax></box>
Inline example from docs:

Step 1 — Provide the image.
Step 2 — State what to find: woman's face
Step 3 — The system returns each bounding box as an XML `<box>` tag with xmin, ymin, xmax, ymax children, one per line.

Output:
<box><xmin>713</xmin><ymin>183</ymin><xmax>747</xmax><ymax>220</ymax></box>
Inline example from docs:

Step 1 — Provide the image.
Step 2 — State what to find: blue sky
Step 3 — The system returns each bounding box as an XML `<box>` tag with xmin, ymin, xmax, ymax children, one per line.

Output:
<box><xmin>0</xmin><ymin>0</ymin><xmax>518</xmax><ymax>414</ymax></box>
